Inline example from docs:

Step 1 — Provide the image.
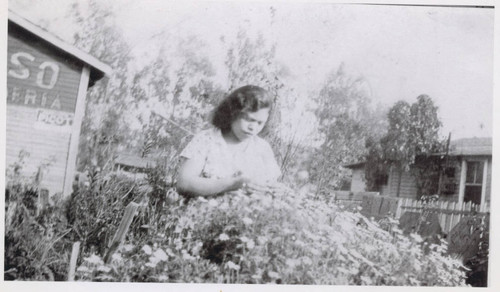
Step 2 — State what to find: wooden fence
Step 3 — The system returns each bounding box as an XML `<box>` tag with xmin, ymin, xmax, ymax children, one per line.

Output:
<box><xmin>358</xmin><ymin>194</ymin><xmax>490</xmax><ymax>234</ymax></box>
<box><xmin>396</xmin><ymin>198</ymin><xmax>490</xmax><ymax>235</ymax></box>
<box><xmin>334</xmin><ymin>191</ymin><xmax>379</xmax><ymax>210</ymax></box>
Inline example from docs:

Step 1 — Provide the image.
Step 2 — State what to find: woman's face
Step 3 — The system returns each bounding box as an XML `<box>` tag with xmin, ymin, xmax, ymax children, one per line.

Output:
<box><xmin>230</xmin><ymin>108</ymin><xmax>270</xmax><ymax>141</ymax></box>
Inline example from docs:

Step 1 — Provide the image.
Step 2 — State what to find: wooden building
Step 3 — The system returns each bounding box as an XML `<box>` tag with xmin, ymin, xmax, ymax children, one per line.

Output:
<box><xmin>343</xmin><ymin>161</ymin><xmax>389</xmax><ymax>195</ymax></box>
<box><xmin>6</xmin><ymin>11</ymin><xmax>112</xmax><ymax>197</ymax></box>
<box><xmin>345</xmin><ymin>137</ymin><xmax>492</xmax><ymax>210</ymax></box>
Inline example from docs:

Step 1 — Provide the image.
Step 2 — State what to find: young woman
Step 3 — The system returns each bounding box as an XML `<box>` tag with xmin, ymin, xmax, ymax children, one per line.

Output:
<box><xmin>176</xmin><ymin>85</ymin><xmax>281</xmax><ymax>197</ymax></box>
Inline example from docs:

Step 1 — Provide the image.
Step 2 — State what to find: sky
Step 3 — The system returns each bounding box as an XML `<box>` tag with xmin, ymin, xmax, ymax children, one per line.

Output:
<box><xmin>6</xmin><ymin>0</ymin><xmax>495</xmax><ymax>140</ymax></box>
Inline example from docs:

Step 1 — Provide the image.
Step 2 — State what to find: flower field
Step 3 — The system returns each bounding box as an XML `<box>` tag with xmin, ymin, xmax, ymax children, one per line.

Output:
<box><xmin>5</xmin><ymin>168</ymin><xmax>468</xmax><ymax>285</ymax></box>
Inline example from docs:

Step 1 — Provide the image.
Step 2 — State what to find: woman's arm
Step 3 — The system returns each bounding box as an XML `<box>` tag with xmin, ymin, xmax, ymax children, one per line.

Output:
<box><xmin>176</xmin><ymin>157</ymin><xmax>246</xmax><ymax>197</ymax></box>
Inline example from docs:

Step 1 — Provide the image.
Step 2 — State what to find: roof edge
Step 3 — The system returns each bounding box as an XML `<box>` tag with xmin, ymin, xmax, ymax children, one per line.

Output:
<box><xmin>8</xmin><ymin>10</ymin><xmax>112</xmax><ymax>79</ymax></box>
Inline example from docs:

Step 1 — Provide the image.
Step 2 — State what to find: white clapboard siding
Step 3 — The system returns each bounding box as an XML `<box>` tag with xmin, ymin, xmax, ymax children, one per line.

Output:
<box><xmin>6</xmin><ymin>106</ymin><xmax>71</xmax><ymax>194</ymax></box>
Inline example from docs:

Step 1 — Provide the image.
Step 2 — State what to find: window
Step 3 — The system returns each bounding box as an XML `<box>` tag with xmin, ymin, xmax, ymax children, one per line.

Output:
<box><xmin>464</xmin><ymin>161</ymin><xmax>484</xmax><ymax>204</ymax></box>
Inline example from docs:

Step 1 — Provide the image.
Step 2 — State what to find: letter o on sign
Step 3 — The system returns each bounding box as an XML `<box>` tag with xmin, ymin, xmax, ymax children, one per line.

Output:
<box><xmin>37</xmin><ymin>61</ymin><xmax>60</xmax><ymax>89</ymax></box>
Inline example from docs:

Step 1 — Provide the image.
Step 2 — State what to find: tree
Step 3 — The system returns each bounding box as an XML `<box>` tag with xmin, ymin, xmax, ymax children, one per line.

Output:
<box><xmin>307</xmin><ymin>64</ymin><xmax>387</xmax><ymax>195</ymax></box>
<box><xmin>378</xmin><ymin>94</ymin><xmax>443</xmax><ymax>197</ymax></box>
<box><xmin>67</xmin><ymin>0</ymin><xmax>134</xmax><ymax>171</ymax></box>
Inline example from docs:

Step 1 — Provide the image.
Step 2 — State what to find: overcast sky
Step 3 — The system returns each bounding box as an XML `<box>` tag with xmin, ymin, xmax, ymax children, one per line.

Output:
<box><xmin>7</xmin><ymin>0</ymin><xmax>495</xmax><ymax>139</ymax></box>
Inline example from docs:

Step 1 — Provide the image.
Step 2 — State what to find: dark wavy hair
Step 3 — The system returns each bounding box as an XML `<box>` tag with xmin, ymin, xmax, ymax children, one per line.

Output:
<box><xmin>211</xmin><ymin>85</ymin><xmax>273</xmax><ymax>133</ymax></box>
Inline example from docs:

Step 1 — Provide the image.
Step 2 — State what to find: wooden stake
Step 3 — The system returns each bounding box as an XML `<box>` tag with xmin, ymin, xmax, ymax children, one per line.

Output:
<box><xmin>104</xmin><ymin>202</ymin><xmax>139</xmax><ymax>263</ymax></box>
<box><xmin>67</xmin><ymin>241</ymin><xmax>81</xmax><ymax>281</ymax></box>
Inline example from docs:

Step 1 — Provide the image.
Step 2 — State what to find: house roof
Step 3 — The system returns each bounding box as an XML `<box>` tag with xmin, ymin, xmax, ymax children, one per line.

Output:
<box><xmin>443</xmin><ymin>137</ymin><xmax>492</xmax><ymax>156</ymax></box>
<box><xmin>8</xmin><ymin>10</ymin><xmax>112</xmax><ymax>82</ymax></box>
<box><xmin>115</xmin><ymin>153</ymin><xmax>159</xmax><ymax>170</ymax></box>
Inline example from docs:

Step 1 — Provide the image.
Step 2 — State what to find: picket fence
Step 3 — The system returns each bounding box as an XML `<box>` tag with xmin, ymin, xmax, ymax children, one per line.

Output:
<box><xmin>334</xmin><ymin>192</ymin><xmax>491</xmax><ymax>235</ymax></box>
<box><xmin>396</xmin><ymin>198</ymin><xmax>490</xmax><ymax>235</ymax></box>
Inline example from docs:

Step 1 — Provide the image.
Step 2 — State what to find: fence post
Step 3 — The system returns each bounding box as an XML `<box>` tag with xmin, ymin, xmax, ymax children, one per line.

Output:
<box><xmin>67</xmin><ymin>241</ymin><xmax>81</xmax><ymax>281</ymax></box>
<box><xmin>104</xmin><ymin>202</ymin><xmax>139</xmax><ymax>263</ymax></box>
<box><xmin>395</xmin><ymin>198</ymin><xmax>402</xmax><ymax>219</ymax></box>
<box><xmin>36</xmin><ymin>188</ymin><xmax>49</xmax><ymax>216</ymax></box>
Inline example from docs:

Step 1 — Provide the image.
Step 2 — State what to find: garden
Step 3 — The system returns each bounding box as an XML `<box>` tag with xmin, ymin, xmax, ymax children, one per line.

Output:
<box><xmin>4</xmin><ymin>1</ymin><xmax>492</xmax><ymax>287</ymax></box>
<box><xmin>4</xmin><ymin>159</ymin><xmax>473</xmax><ymax>286</ymax></box>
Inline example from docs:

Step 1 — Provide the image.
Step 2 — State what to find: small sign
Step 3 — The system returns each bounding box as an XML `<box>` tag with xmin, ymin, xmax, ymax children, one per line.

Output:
<box><xmin>33</xmin><ymin>109</ymin><xmax>74</xmax><ymax>133</ymax></box>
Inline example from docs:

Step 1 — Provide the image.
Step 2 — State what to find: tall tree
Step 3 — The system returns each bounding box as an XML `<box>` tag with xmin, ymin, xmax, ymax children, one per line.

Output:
<box><xmin>380</xmin><ymin>94</ymin><xmax>443</xmax><ymax>197</ymax></box>
<box><xmin>67</xmin><ymin>0</ymin><xmax>133</xmax><ymax>170</ymax></box>
<box><xmin>308</xmin><ymin>64</ymin><xmax>386</xmax><ymax>194</ymax></box>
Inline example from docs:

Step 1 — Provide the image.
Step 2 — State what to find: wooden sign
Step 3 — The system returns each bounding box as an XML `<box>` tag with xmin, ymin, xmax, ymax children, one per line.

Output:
<box><xmin>6</xmin><ymin>12</ymin><xmax>110</xmax><ymax>197</ymax></box>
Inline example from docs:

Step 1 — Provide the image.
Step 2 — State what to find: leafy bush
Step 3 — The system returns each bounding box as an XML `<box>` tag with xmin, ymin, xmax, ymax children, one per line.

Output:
<box><xmin>4</xmin><ymin>153</ymin><xmax>469</xmax><ymax>285</ymax></box>
<box><xmin>66</xmin><ymin>167</ymin><xmax>150</xmax><ymax>255</ymax></box>
<box><xmin>75</xmin><ymin>189</ymin><xmax>468</xmax><ymax>285</ymax></box>
<box><xmin>464</xmin><ymin>215</ymin><xmax>490</xmax><ymax>287</ymax></box>
<box><xmin>4</xmin><ymin>186</ymin><xmax>71</xmax><ymax>281</ymax></box>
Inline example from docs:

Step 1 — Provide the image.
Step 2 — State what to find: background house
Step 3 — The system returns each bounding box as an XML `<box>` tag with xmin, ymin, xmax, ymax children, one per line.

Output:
<box><xmin>344</xmin><ymin>137</ymin><xmax>492</xmax><ymax>209</ymax></box>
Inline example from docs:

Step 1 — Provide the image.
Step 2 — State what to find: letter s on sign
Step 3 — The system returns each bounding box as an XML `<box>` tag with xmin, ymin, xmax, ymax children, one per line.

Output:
<box><xmin>8</xmin><ymin>52</ymin><xmax>35</xmax><ymax>79</ymax></box>
<box><xmin>37</xmin><ymin>61</ymin><xmax>60</xmax><ymax>89</ymax></box>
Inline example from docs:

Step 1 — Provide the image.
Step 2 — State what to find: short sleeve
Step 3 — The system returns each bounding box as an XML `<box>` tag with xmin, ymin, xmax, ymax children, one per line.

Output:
<box><xmin>179</xmin><ymin>131</ymin><xmax>210</xmax><ymax>160</ymax></box>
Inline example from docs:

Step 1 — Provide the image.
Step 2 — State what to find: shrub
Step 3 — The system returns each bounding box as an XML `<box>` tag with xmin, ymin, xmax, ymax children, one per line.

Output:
<box><xmin>4</xmin><ymin>186</ymin><xmax>71</xmax><ymax>281</ymax></box>
<box><xmin>66</xmin><ymin>167</ymin><xmax>150</xmax><ymax>255</ymax></box>
<box><xmin>76</xmin><ymin>189</ymin><xmax>468</xmax><ymax>285</ymax></box>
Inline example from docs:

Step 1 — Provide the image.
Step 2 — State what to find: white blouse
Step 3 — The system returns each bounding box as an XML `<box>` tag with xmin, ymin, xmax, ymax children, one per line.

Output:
<box><xmin>179</xmin><ymin>128</ymin><xmax>281</xmax><ymax>184</ymax></box>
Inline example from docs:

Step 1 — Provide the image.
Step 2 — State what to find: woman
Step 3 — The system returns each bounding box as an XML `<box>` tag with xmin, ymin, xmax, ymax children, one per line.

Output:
<box><xmin>176</xmin><ymin>85</ymin><xmax>281</xmax><ymax>197</ymax></box>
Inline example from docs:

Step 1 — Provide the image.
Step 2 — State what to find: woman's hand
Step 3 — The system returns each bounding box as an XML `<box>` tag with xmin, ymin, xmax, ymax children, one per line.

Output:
<box><xmin>232</xmin><ymin>171</ymin><xmax>280</xmax><ymax>194</ymax></box>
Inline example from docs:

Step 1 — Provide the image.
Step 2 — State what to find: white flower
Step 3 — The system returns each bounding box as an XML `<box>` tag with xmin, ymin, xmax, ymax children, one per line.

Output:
<box><xmin>286</xmin><ymin>259</ymin><xmax>298</xmax><ymax>267</ymax></box>
<box><xmin>97</xmin><ymin>265</ymin><xmax>111</xmax><ymax>273</ymax></box>
<box><xmin>257</xmin><ymin>236</ymin><xmax>268</xmax><ymax>245</ymax></box>
<box><xmin>165</xmin><ymin>248</ymin><xmax>175</xmax><ymax>257</ymax></box>
<box><xmin>153</xmin><ymin>249</ymin><xmax>168</xmax><ymax>261</ymax></box>
<box><xmin>121</xmin><ymin>244</ymin><xmax>134</xmax><ymax>252</ymax></box>
<box><xmin>218</xmin><ymin>233</ymin><xmax>230</xmax><ymax>241</ymax></box>
<box><xmin>142</xmin><ymin>245</ymin><xmax>152</xmax><ymax>255</ymax></box>
<box><xmin>246</xmin><ymin>239</ymin><xmax>255</xmax><ymax>249</ymax></box>
<box><xmin>197</xmin><ymin>196</ymin><xmax>208</xmax><ymax>202</ymax></box>
<box><xmin>158</xmin><ymin>275</ymin><xmax>169</xmax><ymax>281</ymax></box>
<box><xmin>181</xmin><ymin>249</ymin><xmax>195</xmax><ymax>260</ymax></box>
<box><xmin>85</xmin><ymin>254</ymin><xmax>103</xmax><ymax>265</ymax></box>
<box><xmin>410</xmin><ymin>233</ymin><xmax>423</xmax><ymax>243</ymax></box>
<box><xmin>208</xmin><ymin>199</ymin><xmax>218</xmax><ymax>207</ymax></box>
<box><xmin>192</xmin><ymin>242</ymin><xmax>203</xmax><ymax>256</ymax></box>
<box><xmin>111</xmin><ymin>253</ymin><xmax>123</xmax><ymax>262</ymax></box>
<box><xmin>302</xmin><ymin>256</ymin><xmax>313</xmax><ymax>265</ymax></box>
<box><xmin>242</xmin><ymin>217</ymin><xmax>253</xmax><ymax>225</ymax></box>
<box><xmin>76</xmin><ymin>266</ymin><xmax>89</xmax><ymax>272</ymax></box>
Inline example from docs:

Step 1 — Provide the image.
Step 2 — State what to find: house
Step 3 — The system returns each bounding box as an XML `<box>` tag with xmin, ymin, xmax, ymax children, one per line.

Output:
<box><xmin>436</xmin><ymin>137</ymin><xmax>491</xmax><ymax>207</ymax></box>
<box><xmin>344</xmin><ymin>137</ymin><xmax>492</xmax><ymax>209</ymax></box>
<box><xmin>343</xmin><ymin>161</ymin><xmax>389</xmax><ymax>195</ymax></box>
<box><xmin>6</xmin><ymin>10</ymin><xmax>111</xmax><ymax>197</ymax></box>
